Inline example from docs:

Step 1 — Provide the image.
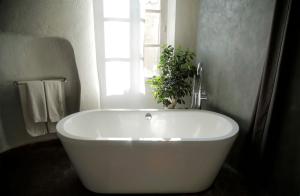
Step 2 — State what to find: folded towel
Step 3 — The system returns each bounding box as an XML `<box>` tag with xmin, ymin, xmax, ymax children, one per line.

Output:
<box><xmin>44</xmin><ymin>80</ymin><xmax>66</xmax><ymax>123</ymax></box>
<box><xmin>26</xmin><ymin>81</ymin><xmax>48</xmax><ymax>123</ymax></box>
<box><xmin>18</xmin><ymin>84</ymin><xmax>47</xmax><ymax>137</ymax></box>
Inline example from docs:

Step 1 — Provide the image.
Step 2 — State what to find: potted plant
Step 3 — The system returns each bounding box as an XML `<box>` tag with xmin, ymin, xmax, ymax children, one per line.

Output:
<box><xmin>147</xmin><ymin>45</ymin><xmax>197</xmax><ymax>109</ymax></box>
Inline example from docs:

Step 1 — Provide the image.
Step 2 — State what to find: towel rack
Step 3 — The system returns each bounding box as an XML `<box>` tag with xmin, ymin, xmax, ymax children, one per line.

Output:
<box><xmin>14</xmin><ymin>78</ymin><xmax>67</xmax><ymax>86</ymax></box>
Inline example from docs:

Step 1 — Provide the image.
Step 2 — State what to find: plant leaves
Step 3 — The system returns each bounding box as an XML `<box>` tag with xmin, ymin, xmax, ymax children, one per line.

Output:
<box><xmin>148</xmin><ymin>45</ymin><xmax>197</xmax><ymax>106</ymax></box>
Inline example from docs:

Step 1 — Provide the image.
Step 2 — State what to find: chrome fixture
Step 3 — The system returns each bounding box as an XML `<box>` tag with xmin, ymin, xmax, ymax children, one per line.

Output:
<box><xmin>145</xmin><ymin>113</ymin><xmax>152</xmax><ymax>120</ymax></box>
<box><xmin>191</xmin><ymin>62</ymin><xmax>207</xmax><ymax>109</ymax></box>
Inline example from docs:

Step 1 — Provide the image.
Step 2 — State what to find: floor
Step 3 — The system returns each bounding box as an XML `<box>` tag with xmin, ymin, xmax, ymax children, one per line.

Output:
<box><xmin>0</xmin><ymin>140</ymin><xmax>264</xmax><ymax>196</ymax></box>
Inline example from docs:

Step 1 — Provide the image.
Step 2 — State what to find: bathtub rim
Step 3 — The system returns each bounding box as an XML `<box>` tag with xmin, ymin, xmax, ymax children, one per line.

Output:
<box><xmin>56</xmin><ymin>109</ymin><xmax>239</xmax><ymax>142</ymax></box>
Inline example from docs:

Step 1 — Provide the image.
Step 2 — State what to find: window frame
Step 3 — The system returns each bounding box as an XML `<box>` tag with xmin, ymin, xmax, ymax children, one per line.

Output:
<box><xmin>143</xmin><ymin>0</ymin><xmax>167</xmax><ymax>78</ymax></box>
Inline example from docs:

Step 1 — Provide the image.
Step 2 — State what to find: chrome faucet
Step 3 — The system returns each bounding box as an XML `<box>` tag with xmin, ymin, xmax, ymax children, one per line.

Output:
<box><xmin>191</xmin><ymin>62</ymin><xmax>207</xmax><ymax>109</ymax></box>
<box><xmin>145</xmin><ymin>113</ymin><xmax>152</xmax><ymax>120</ymax></box>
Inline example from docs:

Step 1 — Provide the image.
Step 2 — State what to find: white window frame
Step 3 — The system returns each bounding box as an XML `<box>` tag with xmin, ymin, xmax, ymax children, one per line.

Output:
<box><xmin>143</xmin><ymin>0</ymin><xmax>167</xmax><ymax>78</ymax></box>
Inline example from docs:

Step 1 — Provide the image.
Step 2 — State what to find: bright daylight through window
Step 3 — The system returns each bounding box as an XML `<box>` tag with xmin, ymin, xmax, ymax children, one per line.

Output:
<box><xmin>103</xmin><ymin>0</ymin><xmax>162</xmax><ymax>96</ymax></box>
<box><xmin>144</xmin><ymin>0</ymin><xmax>161</xmax><ymax>77</ymax></box>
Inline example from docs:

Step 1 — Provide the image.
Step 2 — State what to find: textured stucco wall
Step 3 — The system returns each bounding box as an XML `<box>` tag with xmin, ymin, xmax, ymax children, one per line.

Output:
<box><xmin>196</xmin><ymin>0</ymin><xmax>276</xmax><ymax>167</ymax></box>
<box><xmin>0</xmin><ymin>0</ymin><xmax>100</xmax><ymax>110</ymax></box>
<box><xmin>0</xmin><ymin>33</ymin><xmax>80</xmax><ymax>152</ymax></box>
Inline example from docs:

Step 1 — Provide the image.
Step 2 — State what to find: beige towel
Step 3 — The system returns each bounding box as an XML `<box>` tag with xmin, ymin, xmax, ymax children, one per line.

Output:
<box><xmin>47</xmin><ymin>122</ymin><xmax>57</xmax><ymax>133</ymax></box>
<box><xmin>18</xmin><ymin>84</ymin><xmax>47</xmax><ymax>137</ymax></box>
<box><xmin>44</xmin><ymin>80</ymin><xmax>66</xmax><ymax>123</ymax></box>
<box><xmin>26</xmin><ymin>81</ymin><xmax>48</xmax><ymax>122</ymax></box>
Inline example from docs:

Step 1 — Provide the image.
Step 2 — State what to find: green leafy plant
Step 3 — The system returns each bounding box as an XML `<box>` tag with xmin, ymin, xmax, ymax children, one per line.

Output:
<box><xmin>147</xmin><ymin>45</ymin><xmax>196</xmax><ymax>109</ymax></box>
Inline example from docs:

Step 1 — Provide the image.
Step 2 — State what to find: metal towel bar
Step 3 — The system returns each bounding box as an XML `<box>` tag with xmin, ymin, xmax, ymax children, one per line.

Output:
<box><xmin>14</xmin><ymin>78</ymin><xmax>67</xmax><ymax>86</ymax></box>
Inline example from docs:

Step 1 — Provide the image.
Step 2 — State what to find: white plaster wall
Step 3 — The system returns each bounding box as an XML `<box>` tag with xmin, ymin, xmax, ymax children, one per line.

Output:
<box><xmin>174</xmin><ymin>0</ymin><xmax>199</xmax><ymax>51</ymax></box>
<box><xmin>167</xmin><ymin>0</ymin><xmax>176</xmax><ymax>46</ymax></box>
<box><xmin>166</xmin><ymin>0</ymin><xmax>199</xmax><ymax>51</ymax></box>
<box><xmin>0</xmin><ymin>0</ymin><xmax>100</xmax><ymax>110</ymax></box>
<box><xmin>0</xmin><ymin>33</ymin><xmax>80</xmax><ymax>152</ymax></box>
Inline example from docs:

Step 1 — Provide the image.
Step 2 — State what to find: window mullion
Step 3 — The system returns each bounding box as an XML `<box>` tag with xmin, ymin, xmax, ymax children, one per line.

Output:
<box><xmin>105</xmin><ymin>58</ymin><xmax>130</xmax><ymax>62</ymax></box>
<box><xmin>104</xmin><ymin>18</ymin><xmax>130</xmax><ymax>22</ymax></box>
<box><xmin>144</xmin><ymin>44</ymin><xmax>160</xmax><ymax>47</ymax></box>
<box><xmin>145</xmin><ymin>9</ymin><xmax>161</xmax><ymax>13</ymax></box>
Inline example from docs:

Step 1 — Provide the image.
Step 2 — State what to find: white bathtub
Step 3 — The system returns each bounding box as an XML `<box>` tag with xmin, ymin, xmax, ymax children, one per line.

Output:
<box><xmin>57</xmin><ymin>109</ymin><xmax>239</xmax><ymax>194</ymax></box>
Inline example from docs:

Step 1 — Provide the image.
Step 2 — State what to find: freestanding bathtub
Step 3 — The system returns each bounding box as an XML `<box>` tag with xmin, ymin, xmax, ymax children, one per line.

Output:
<box><xmin>57</xmin><ymin>109</ymin><xmax>238</xmax><ymax>194</ymax></box>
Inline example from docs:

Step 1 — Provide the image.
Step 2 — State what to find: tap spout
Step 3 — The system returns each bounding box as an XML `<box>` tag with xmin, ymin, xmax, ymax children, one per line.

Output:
<box><xmin>191</xmin><ymin>62</ymin><xmax>207</xmax><ymax>109</ymax></box>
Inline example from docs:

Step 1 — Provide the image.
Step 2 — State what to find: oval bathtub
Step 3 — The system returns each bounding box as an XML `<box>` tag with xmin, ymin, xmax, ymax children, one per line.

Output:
<box><xmin>57</xmin><ymin>110</ymin><xmax>239</xmax><ymax>194</ymax></box>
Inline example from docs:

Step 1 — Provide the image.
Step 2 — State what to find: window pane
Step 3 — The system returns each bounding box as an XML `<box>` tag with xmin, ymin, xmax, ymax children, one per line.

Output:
<box><xmin>103</xmin><ymin>0</ymin><xmax>130</xmax><ymax>18</ymax></box>
<box><xmin>144</xmin><ymin>47</ymin><xmax>160</xmax><ymax>77</ymax></box>
<box><xmin>144</xmin><ymin>12</ymin><xmax>160</xmax><ymax>45</ymax></box>
<box><xmin>105</xmin><ymin>61</ymin><xmax>130</xmax><ymax>96</ymax></box>
<box><xmin>104</xmin><ymin>21</ymin><xmax>130</xmax><ymax>58</ymax></box>
<box><xmin>140</xmin><ymin>0</ymin><xmax>146</xmax><ymax>19</ymax></box>
<box><xmin>139</xmin><ymin>60</ymin><xmax>146</xmax><ymax>94</ymax></box>
<box><xmin>140</xmin><ymin>21</ymin><xmax>145</xmax><ymax>57</ymax></box>
<box><xmin>145</xmin><ymin>0</ymin><xmax>160</xmax><ymax>10</ymax></box>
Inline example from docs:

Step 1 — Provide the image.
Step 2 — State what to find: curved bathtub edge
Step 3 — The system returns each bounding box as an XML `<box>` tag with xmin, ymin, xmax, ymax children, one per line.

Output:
<box><xmin>56</xmin><ymin>109</ymin><xmax>239</xmax><ymax>142</ymax></box>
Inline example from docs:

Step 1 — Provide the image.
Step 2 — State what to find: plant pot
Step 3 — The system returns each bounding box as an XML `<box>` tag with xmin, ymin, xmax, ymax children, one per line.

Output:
<box><xmin>167</xmin><ymin>98</ymin><xmax>177</xmax><ymax>109</ymax></box>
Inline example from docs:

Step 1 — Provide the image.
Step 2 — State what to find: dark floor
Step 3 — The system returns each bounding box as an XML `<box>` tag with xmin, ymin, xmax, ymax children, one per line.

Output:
<box><xmin>0</xmin><ymin>140</ymin><xmax>265</xmax><ymax>196</ymax></box>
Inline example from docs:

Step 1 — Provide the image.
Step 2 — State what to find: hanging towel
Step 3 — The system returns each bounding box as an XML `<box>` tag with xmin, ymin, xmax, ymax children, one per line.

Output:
<box><xmin>26</xmin><ymin>81</ymin><xmax>48</xmax><ymax>122</ymax></box>
<box><xmin>44</xmin><ymin>80</ymin><xmax>66</xmax><ymax>123</ymax></box>
<box><xmin>47</xmin><ymin>122</ymin><xmax>57</xmax><ymax>133</ymax></box>
<box><xmin>18</xmin><ymin>84</ymin><xmax>47</xmax><ymax>137</ymax></box>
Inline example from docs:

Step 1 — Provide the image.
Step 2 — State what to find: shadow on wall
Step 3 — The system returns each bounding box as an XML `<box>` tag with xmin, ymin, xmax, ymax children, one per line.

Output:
<box><xmin>0</xmin><ymin>33</ymin><xmax>80</xmax><ymax>152</ymax></box>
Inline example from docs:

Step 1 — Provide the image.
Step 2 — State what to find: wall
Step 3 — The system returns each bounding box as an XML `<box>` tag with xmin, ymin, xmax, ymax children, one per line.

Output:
<box><xmin>167</xmin><ymin>0</ymin><xmax>176</xmax><ymax>46</ymax></box>
<box><xmin>0</xmin><ymin>33</ymin><xmax>80</xmax><ymax>152</ymax></box>
<box><xmin>196</xmin><ymin>0</ymin><xmax>276</xmax><ymax>167</ymax></box>
<box><xmin>174</xmin><ymin>0</ymin><xmax>198</xmax><ymax>51</ymax></box>
<box><xmin>0</xmin><ymin>0</ymin><xmax>100</xmax><ymax>110</ymax></box>
<box><xmin>166</xmin><ymin>0</ymin><xmax>199</xmax><ymax>51</ymax></box>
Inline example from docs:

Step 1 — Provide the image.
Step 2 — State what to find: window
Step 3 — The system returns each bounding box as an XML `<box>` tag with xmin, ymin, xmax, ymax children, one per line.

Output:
<box><xmin>101</xmin><ymin>0</ymin><xmax>165</xmax><ymax>97</ymax></box>
<box><xmin>144</xmin><ymin>0</ymin><xmax>162</xmax><ymax>77</ymax></box>
<box><xmin>103</xmin><ymin>0</ymin><xmax>139</xmax><ymax>96</ymax></box>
